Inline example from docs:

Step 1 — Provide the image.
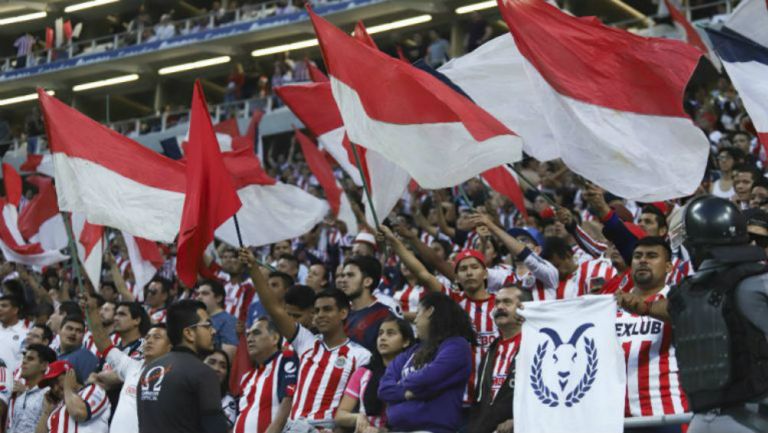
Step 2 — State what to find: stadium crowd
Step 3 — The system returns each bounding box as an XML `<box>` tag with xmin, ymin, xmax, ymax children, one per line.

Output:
<box><xmin>0</xmin><ymin>60</ymin><xmax>759</xmax><ymax>433</ymax></box>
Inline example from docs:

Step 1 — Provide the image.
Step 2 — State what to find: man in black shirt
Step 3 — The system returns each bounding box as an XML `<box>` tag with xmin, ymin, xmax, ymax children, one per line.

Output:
<box><xmin>137</xmin><ymin>300</ymin><xmax>227</xmax><ymax>433</ymax></box>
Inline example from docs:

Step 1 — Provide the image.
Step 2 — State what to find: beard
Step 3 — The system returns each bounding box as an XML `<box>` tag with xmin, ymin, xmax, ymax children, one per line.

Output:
<box><xmin>347</xmin><ymin>286</ymin><xmax>364</xmax><ymax>300</ymax></box>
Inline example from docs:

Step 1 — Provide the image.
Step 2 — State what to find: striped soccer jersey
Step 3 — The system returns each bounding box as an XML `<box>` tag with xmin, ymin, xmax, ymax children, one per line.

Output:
<box><xmin>235</xmin><ymin>350</ymin><xmax>299</xmax><ymax>433</ymax></box>
<box><xmin>490</xmin><ymin>334</ymin><xmax>521</xmax><ymax>401</ymax></box>
<box><xmin>47</xmin><ymin>384</ymin><xmax>110</xmax><ymax>433</ymax></box>
<box><xmin>534</xmin><ymin>257</ymin><xmax>616</xmax><ymax>301</ymax></box>
<box><xmin>616</xmin><ymin>286</ymin><xmax>688</xmax><ymax>417</ymax></box>
<box><xmin>217</xmin><ymin>271</ymin><xmax>255</xmax><ymax>323</ymax></box>
<box><xmin>289</xmin><ymin>325</ymin><xmax>371</xmax><ymax>421</ymax></box>
<box><xmin>449</xmin><ymin>290</ymin><xmax>497</xmax><ymax>403</ymax></box>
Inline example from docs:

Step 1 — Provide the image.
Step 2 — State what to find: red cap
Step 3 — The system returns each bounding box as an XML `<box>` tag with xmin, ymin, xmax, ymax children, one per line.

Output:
<box><xmin>649</xmin><ymin>201</ymin><xmax>669</xmax><ymax>215</ymax></box>
<box><xmin>453</xmin><ymin>249</ymin><xmax>486</xmax><ymax>271</ymax></box>
<box><xmin>624</xmin><ymin>222</ymin><xmax>647</xmax><ymax>240</ymax></box>
<box><xmin>539</xmin><ymin>207</ymin><xmax>555</xmax><ymax>220</ymax></box>
<box><xmin>40</xmin><ymin>360</ymin><xmax>74</xmax><ymax>387</ymax></box>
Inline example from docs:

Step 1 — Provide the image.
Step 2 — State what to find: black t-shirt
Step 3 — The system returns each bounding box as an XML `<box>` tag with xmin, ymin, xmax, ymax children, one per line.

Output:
<box><xmin>137</xmin><ymin>346</ymin><xmax>224</xmax><ymax>433</ymax></box>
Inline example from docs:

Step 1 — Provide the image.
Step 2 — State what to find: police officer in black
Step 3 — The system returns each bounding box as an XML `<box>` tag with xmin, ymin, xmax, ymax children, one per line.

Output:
<box><xmin>618</xmin><ymin>196</ymin><xmax>768</xmax><ymax>432</ymax></box>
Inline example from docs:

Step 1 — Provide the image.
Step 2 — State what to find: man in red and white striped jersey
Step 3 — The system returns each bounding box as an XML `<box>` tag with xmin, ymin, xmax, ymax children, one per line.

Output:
<box><xmin>235</xmin><ymin>318</ymin><xmax>298</xmax><ymax>433</ymax></box>
<box><xmin>240</xmin><ymin>248</ymin><xmax>371</xmax><ymax>427</ymax></box>
<box><xmin>615</xmin><ymin>237</ymin><xmax>688</xmax><ymax>428</ymax></box>
<box><xmin>470</xmin><ymin>285</ymin><xmax>527</xmax><ymax>433</ymax></box>
<box><xmin>217</xmin><ymin>247</ymin><xmax>256</xmax><ymax>324</ymax></box>
<box><xmin>36</xmin><ymin>361</ymin><xmax>110</xmax><ymax>433</ymax></box>
<box><xmin>538</xmin><ymin>236</ymin><xmax>616</xmax><ymax>300</ymax></box>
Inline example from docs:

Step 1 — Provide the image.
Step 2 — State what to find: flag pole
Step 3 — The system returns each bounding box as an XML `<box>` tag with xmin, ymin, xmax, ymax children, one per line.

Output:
<box><xmin>233</xmin><ymin>213</ymin><xmax>244</xmax><ymax>248</ymax></box>
<box><xmin>62</xmin><ymin>212</ymin><xmax>92</xmax><ymax>328</ymax></box>
<box><xmin>459</xmin><ymin>184</ymin><xmax>476</xmax><ymax>211</ymax></box>
<box><xmin>349</xmin><ymin>141</ymin><xmax>381</xmax><ymax>228</ymax></box>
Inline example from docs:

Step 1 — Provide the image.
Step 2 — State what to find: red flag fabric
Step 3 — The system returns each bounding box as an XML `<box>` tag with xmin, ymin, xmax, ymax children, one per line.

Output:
<box><xmin>176</xmin><ymin>81</ymin><xmax>243</xmax><ymax>286</ymax></box>
<box><xmin>353</xmin><ymin>21</ymin><xmax>377</xmax><ymax>48</ymax></box>
<box><xmin>295</xmin><ymin>128</ymin><xmax>342</xmax><ymax>215</ymax></box>
<box><xmin>63</xmin><ymin>20</ymin><xmax>73</xmax><ymax>42</ymax></box>
<box><xmin>244</xmin><ymin>109</ymin><xmax>264</xmax><ymax>142</ymax></box>
<box><xmin>481</xmin><ymin>165</ymin><xmax>528</xmax><ymax>219</ymax></box>
<box><xmin>307</xmin><ymin>61</ymin><xmax>329</xmax><ymax>83</ymax></box>
<box><xmin>3</xmin><ymin>164</ymin><xmax>22</xmax><ymax>207</ymax></box>
<box><xmin>45</xmin><ymin>28</ymin><xmax>53</xmax><ymax>50</ymax></box>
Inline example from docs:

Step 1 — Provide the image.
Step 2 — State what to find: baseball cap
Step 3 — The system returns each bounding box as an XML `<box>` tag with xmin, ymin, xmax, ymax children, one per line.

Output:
<box><xmin>39</xmin><ymin>360</ymin><xmax>74</xmax><ymax>387</ymax></box>
<box><xmin>453</xmin><ymin>249</ymin><xmax>486</xmax><ymax>271</ymax></box>
<box><xmin>353</xmin><ymin>232</ymin><xmax>377</xmax><ymax>250</ymax></box>
<box><xmin>507</xmin><ymin>227</ymin><xmax>544</xmax><ymax>246</ymax></box>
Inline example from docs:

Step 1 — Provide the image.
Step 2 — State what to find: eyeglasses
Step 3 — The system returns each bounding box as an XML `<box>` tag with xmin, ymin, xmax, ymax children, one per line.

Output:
<box><xmin>188</xmin><ymin>321</ymin><xmax>213</xmax><ymax>331</ymax></box>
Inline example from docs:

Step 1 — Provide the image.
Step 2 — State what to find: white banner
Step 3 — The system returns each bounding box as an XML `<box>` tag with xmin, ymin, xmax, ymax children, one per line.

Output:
<box><xmin>514</xmin><ymin>295</ymin><xmax>626</xmax><ymax>433</ymax></box>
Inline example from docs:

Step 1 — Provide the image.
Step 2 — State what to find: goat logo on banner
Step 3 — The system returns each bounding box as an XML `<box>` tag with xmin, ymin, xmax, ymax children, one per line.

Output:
<box><xmin>530</xmin><ymin>323</ymin><xmax>598</xmax><ymax>407</ymax></box>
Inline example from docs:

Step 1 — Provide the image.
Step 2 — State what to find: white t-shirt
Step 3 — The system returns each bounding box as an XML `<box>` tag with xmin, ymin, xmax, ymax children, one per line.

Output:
<box><xmin>105</xmin><ymin>347</ymin><xmax>143</xmax><ymax>433</ymax></box>
<box><xmin>0</xmin><ymin>321</ymin><xmax>29</xmax><ymax>373</ymax></box>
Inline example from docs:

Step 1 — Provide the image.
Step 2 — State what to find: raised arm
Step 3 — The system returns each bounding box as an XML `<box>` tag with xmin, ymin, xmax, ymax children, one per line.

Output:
<box><xmin>81</xmin><ymin>294</ymin><xmax>114</xmax><ymax>354</ymax></box>
<box><xmin>239</xmin><ymin>247</ymin><xmax>297</xmax><ymax>340</ymax></box>
<box><xmin>395</xmin><ymin>223</ymin><xmax>455</xmax><ymax>281</ymax></box>
<box><xmin>18</xmin><ymin>266</ymin><xmax>52</xmax><ymax>305</ymax></box>
<box><xmin>377</xmin><ymin>226</ymin><xmax>443</xmax><ymax>293</ymax></box>
<box><xmin>104</xmin><ymin>251</ymin><xmax>134</xmax><ymax>302</ymax></box>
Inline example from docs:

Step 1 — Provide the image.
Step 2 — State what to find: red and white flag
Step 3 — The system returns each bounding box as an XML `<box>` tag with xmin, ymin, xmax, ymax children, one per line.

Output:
<box><xmin>70</xmin><ymin>213</ymin><xmax>104</xmax><ymax>289</ymax></box>
<box><xmin>481</xmin><ymin>166</ymin><xmax>528</xmax><ymax>218</ymax></box>
<box><xmin>275</xmin><ymin>83</ymin><xmax>363</xmax><ymax>185</ymax></box>
<box><xmin>40</xmin><ymin>89</ymin><xmax>328</xmax><ymax>247</ymax></box>
<box><xmin>123</xmin><ymin>232</ymin><xmax>163</xmax><ymax>299</ymax></box>
<box><xmin>18</xmin><ymin>176</ymin><xmax>68</xmax><ymax>251</ymax></box>
<box><xmin>20</xmin><ymin>154</ymin><xmax>55</xmax><ymax>177</ymax></box>
<box><xmin>663</xmin><ymin>0</ymin><xmax>722</xmax><ymax>71</ymax></box>
<box><xmin>0</xmin><ymin>199</ymin><xmax>67</xmax><ymax>267</ymax></box>
<box><xmin>309</xmin><ymin>8</ymin><xmax>523</xmax><ymax>189</ymax></box>
<box><xmin>490</xmin><ymin>0</ymin><xmax>708</xmax><ymax>201</ymax></box>
<box><xmin>40</xmin><ymin>89</ymin><xmax>186</xmax><ymax>243</ymax></box>
<box><xmin>275</xmin><ymin>84</ymin><xmax>409</xmax><ymax>227</ymax></box>
<box><xmin>295</xmin><ymin>128</ymin><xmax>357</xmax><ymax>234</ymax></box>
<box><xmin>3</xmin><ymin>164</ymin><xmax>22</xmax><ymax>208</ymax></box>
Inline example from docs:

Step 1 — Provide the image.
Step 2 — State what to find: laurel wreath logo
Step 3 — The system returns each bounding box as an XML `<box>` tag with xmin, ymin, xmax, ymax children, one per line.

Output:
<box><xmin>530</xmin><ymin>341</ymin><xmax>560</xmax><ymax>407</ymax></box>
<box><xmin>530</xmin><ymin>337</ymin><xmax>598</xmax><ymax>408</ymax></box>
<box><xmin>565</xmin><ymin>337</ymin><xmax>598</xmax><ymax>407</ymax></box>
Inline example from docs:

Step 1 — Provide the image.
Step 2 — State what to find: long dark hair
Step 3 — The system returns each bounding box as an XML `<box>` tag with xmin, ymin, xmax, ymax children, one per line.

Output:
<box><xmin>206</xmin><ymin>349</ymin><xmax>232</xmax><ymax>396</ymax></box>
<box><xmin>411</xmin><ymin>292</ymin><xmax>475</xmax><ymax>369</ymax></box>
<box><xmin>363</xmin><ymin>316</ymin><xmax>414</xmax><ymax>415</ymax></box>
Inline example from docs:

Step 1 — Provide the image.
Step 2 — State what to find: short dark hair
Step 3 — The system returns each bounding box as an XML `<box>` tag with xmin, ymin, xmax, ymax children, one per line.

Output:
<box><xmin>58</xmin><ymin>301</ymin><xmax>82</xmax><ymax>317</ymax></box>
<box><xmin>220</xmin><ymin>246</ymin><xmax>238</xmax><ymax>256</ymax></box>
<box><xmin>92</xmin><ymin>293</ymin><xmax>106</xmax><ymax>307</ymax></box>
<box><xmin>148</xmin><ymin>276</ymin><xmax>172</xmax><ymax>294</ymax></box>
<box><xmin>268</xmin><ymin>271</ymin><xmax>294</xmax><ymax>289</ymax></box>
<box><xmin>284</xmin><ymin>285</ymin><xmax>316</xmax><ymax>310</ymax></box>
<box><xmin>35</xmin><ymin>302</ymin><xmax>54</xmax><ymax>318</ymax></box>
<box><xmin>640</xmin><ymin>205</ymin><xmax>667</xmax><ymax>230</ymax></box>
<box><xmin>61</xmin><ymin>314</ymin><xmax>85</xmax><ymax>330</ymax></box>
<box><xmin>32</xmin><ymin>323</ymin><xmax>53</xmax><ymax>343</ymax></box>
<box><xmin>344</xmin><ymin>256</ymin><xmax>382</xmax><ymax>290</ymax></box>
<box><xmin>315</xmin><ymin>289</ymin><xmax>350</xmax><ymax>312</ymax></box>
<box><xmin>719</xmin><ymin>146</ymin><xmax>745</xmax><ymax>162</ymax></box>
<box><xmin>541</xmin><ymin>237</ymin><xmax>573</xmax><ymax>261</ymax></box>
<box><xmin>196</xmin><ymin>279</ymin><xmax>225</xmax><ymax>307</ymax></box>
<box><xmin>100</xmin><ymin>281</ymin><xmax>117</xmax><ymax>293</ymax></box>
<box><xmin>166</xmin><ymin>300</ymin><xmax>206</xmax><ymax>346</ymax></box>
<box><xmin>733</xmin><ymin>163</ymin><xmax>760</xmax><ymax>181</ymax></box>
<box><xmin>0</xmin><ymin>295</ymin><xmax>21</xmax><ymax>310</ymax></box>
<box><xmin>752</xmin><ymin>177</ymin><xmax>768</xmax><ymax>191</ymax></box>
<box><xmin>25</xmin><ymin>344</ymin><xmax>56</xmax><ymax>364</ymax></box>
<box><xmin>117</xmin><ymin>302</ymin><xmax>151</xmax><ymax>336</ymax></box>
<box><xmin>633</xmin><ymin>236</ymin><xmax>673</xmax><ymax>262</ymax></box>
<box><xmin>277</xmin><ymin>254</ymin><xmax>299</xmax><ymax>268</ymax></box>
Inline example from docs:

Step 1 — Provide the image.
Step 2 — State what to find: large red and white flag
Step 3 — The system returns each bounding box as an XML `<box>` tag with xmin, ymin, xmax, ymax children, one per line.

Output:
<box><xmin>488</xmin><ymin>0</ymin><xmax>709</xmax><ymax>201</ymax></box>
<box><xmin>123</xmin><ymin>232</ymin><xmax>163</xmax><ymax>299</ymax></box>
<box><xmin>18</xmin><ymin>176</ymin><xmax>68</xmax><ymax>250</ymax></box>
<box><xmin>3</xmin><ymin>164</ymin><xmax>22</xmax><ymax>208</ymax></box>
<box><xmin>309</xmin><ymin>8</ymin><xmax>523</xmax><ymax>189</ymax></box>
<box><xmin>40</xmin><ymin>89</ymin><xmax>327</xmax><ymax>246</ymax></box>
<box><xmin>39</xmin><ymin>89</ymin><xmax>186</xmax><ymax>243</ymax></box>
<box><xmin>0</xmin><ymin>199</ymin><xmax>67</xmax><ymax>267</ymax></box>
<box><xmin>70</xmin><ymin>213</ymin><xmax>104</xmax><ymax>289</ymax></box>
<box><xmin>295</xmin><ymin>128</ymin><xmax>357</xmax><ymax>234</ymax></box>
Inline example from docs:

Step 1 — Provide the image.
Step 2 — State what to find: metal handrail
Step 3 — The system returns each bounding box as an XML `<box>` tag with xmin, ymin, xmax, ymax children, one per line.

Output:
<box><xmin>1</xmin><ymin>0</ymin><xmax>327</xmax><ymax>72</ymax></box>
<box><xmin>607</xmin><ymin>0</ymin><xmax>735</xmax><ymax>28</ymax></box>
